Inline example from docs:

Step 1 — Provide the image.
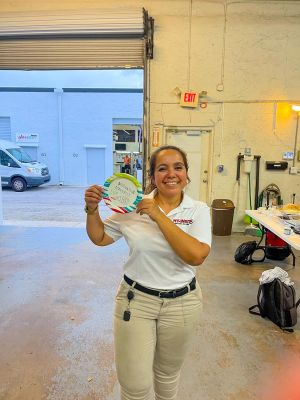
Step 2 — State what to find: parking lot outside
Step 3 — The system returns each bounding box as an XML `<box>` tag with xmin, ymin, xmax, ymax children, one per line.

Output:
<box><xmin>2</xmin><ymin>184</ymin><xmax>112</xmax><ymax>227</ymax></box>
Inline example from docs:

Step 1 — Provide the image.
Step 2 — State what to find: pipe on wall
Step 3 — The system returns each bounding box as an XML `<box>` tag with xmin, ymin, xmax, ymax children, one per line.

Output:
<box><xmin>236</xmin><ymin>153</ymin><xmax>261</xmax><ymax>209</ymax></box>
<box><xmin>55</xmin><ymin>88</ymin><xmax>65</xmax><ymax>185</ymax></box>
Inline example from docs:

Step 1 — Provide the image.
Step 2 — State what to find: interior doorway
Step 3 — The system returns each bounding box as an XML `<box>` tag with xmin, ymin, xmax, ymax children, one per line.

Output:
<box><xmin>165</xmin><ymin>127</ymin><xmax>212</xmax><ymax>203</ymax></box>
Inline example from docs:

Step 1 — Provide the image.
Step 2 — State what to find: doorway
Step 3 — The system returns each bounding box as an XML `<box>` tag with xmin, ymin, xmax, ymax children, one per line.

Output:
<box><xmin>0</xmin><ymin>6</ymin><xmax>153</xmax><ymax>223</ymax></box>
<box><xmin>165</xmin><ymin>127</ymin><xmax>212</xmax><ymax>202</ymax></box>
<box><xmin>112</xmin><ymin>124</ymin><xmax>143</xmax><ymax>184</ymax></box>
<box><xmin>86</xmin><ymin>147</ymin><xmax>106</xmax><ymax>186</ymax></box>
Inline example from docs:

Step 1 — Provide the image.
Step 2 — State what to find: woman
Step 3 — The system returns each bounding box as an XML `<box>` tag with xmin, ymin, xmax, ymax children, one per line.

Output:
<box><xmin>84</xmin><ymin>145</ymin><xmax>211</xmax><ymax>400</ymax></box>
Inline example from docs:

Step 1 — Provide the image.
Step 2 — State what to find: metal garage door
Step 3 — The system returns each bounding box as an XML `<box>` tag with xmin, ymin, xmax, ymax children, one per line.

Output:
<box><xmin>0</xmin><ymin>117</ymin><xmax>11</xmax><ymax>141</ymax></box>
<box><xmin>0</xmin><ymin>9</ymin><xmax>153</xmax><ymax>69</ymax></box>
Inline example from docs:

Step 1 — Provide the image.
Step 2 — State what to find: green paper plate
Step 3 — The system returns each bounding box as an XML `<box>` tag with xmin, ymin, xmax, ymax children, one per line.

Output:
<box><xmin>103</xmin><ymin>173</ymin><xmax>143</xmax><ymax>213</ymax></box>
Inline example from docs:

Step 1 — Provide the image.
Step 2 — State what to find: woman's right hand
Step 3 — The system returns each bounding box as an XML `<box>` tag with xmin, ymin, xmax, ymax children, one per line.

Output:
<box><xmin>84</xmin><ymin>185</ymin><xmax>103</xmax><ymax>210</ymax></box>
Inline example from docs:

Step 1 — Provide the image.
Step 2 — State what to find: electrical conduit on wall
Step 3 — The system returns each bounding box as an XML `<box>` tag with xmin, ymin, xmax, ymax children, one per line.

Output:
<box><xmin>55</xmin><ymin>88</ymin><xmax>64</xmax><ymax>185</ymax></box>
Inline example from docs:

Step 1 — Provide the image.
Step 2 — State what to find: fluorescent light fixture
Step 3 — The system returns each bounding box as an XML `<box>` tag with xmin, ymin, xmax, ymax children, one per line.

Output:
<box><xmin>292</xmin><ymin>105</ymin><xmax>300</xmax><ymax>168</ymax></box>
<box><xmin>292</xmin><ymin>104</ymin><xmax>300</xmax><ymax>112</ymax></box>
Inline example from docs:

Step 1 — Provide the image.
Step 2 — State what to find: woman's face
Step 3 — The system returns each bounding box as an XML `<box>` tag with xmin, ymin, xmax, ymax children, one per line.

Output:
<box><xmin>153</xmin><ymin>149</ymin><xmax>188</xmax><ymax>197</ymax></box>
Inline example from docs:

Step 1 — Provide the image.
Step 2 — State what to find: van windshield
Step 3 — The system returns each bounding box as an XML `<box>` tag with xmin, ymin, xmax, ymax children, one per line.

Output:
<box><xmin>7</xmin><ymin>148</ymin><xmax>34</xmax><ymax>163</ymax></box>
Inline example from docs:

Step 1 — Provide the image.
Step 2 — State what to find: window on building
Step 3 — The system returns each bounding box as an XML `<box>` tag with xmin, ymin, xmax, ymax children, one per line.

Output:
<box><xmin>114</xmin><ymin>129</ymin><xmax>136</xmax><ymax>142</ymax></box>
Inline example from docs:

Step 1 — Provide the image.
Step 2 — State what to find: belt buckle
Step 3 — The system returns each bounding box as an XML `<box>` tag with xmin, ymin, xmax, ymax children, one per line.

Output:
<box><xmin>158</xmin><ymin>289</ymin><xmax>182</xmax><ymax>298</ymax></box>
<box><xmin>158</xmin><ymin>290</ymin><xmax>172</xmax><ymax>298</ymax></box>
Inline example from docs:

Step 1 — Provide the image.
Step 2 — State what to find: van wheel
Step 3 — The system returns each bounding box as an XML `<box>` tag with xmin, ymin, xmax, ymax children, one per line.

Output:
<box><xmin>12</xmin><ymin>177</ymin><xmax>27</xmax><ymax>192</ymax></box>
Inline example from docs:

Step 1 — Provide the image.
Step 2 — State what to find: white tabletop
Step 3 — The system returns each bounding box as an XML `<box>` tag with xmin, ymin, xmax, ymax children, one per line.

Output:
<box><xmin>245</xmin><ymin>209</ymin><xmax>300</xmax><ymax>251</ymax></box>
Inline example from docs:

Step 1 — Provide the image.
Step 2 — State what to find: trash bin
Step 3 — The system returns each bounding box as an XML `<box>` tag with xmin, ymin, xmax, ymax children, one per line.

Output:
<box><xmin>211</xmin><ymin>199</ymin><xmax>235</xmax><ymax>236</ymax></box>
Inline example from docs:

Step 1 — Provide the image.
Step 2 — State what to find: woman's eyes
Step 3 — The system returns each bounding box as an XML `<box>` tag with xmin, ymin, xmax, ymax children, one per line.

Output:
<box><xmin>158</xmin><ymin>166</ymin><xmax>184</xmax><ymax>172</ymax></box>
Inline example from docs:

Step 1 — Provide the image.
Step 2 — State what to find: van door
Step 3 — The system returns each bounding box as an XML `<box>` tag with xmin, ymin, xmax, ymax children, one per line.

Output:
<box><xmin>0</xmin><ymin>149</ymin><xmax>22</xmax><ymax>186</ymax></box>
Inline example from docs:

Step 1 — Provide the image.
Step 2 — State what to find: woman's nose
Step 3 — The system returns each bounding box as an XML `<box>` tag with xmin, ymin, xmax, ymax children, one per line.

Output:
<box><xmin>166</xmin><ymin>168</ymin><xmax>176</xmax><ymax>176</ymax></box>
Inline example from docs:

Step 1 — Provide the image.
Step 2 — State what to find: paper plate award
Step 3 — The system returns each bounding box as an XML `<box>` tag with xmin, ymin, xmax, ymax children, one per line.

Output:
<box><xmin>103</xmin><ymin>173</ymin><xmax>143</xmax><ymax>213</ymax></box>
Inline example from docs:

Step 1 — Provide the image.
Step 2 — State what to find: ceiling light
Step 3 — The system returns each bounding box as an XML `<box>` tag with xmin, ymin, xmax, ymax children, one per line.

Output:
<box><xmin>292</xmin><ymin>104</ymin><xmax>300</xmax><ymax>112</ymax></box>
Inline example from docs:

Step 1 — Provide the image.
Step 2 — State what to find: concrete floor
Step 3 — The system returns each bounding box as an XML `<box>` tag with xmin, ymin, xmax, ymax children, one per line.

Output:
<box><xmin>1</xmin><ymin>186</ymin><xmax>300</xmax><ymax>400</ymax></box>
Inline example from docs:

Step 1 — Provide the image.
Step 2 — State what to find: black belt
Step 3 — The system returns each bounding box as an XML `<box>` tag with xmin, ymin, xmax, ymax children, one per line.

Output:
<box><xmin>123</xmin><ymin>275</ymin><xmax>196</xmax><ymax>298</ymax></box>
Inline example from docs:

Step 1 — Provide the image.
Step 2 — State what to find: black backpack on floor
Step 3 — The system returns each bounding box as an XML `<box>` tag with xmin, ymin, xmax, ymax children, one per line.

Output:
<box><xmin>234</xmin><ymin>241</ymin><xmax>265</xmax><ymax>264</ymax></box>
<box><xmin>249</xmin><ymin>278</ymin><xmax>300</xmax><ymax>332</ymax></box>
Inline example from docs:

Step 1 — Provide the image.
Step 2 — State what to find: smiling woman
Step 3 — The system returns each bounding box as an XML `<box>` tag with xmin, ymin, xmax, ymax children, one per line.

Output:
<box><xmin>145</xmin><ymin>145</ymin><xmax>191</xmax><ymax>195</ymax></box>
<box><xmin>84</xmin><ymin>144</ymin><xmax>211</xmax><ymax>400</ymax></box>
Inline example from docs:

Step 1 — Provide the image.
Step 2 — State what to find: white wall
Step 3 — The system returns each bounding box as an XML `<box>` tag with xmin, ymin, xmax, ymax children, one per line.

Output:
<box><xmin>0</xmin><ymin>89</ymin><xmax>143</xmax><ymax>185</ymax></box>
<box><xmin>1</xmin><ymin>0</ymin><xmax>300</xmax><ymax>231</ymax></box>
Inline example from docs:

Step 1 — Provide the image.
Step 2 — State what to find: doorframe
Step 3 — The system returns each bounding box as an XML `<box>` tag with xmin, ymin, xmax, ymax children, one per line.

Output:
<box><xmin>163</xmin><ymin>125</ymin><xmax>214</xmax><ymax>204</ymax></box>
<box><xmin>84</xmin><ymin>144</ymin><xmax>106</xmax><ymax>186</ymax></box>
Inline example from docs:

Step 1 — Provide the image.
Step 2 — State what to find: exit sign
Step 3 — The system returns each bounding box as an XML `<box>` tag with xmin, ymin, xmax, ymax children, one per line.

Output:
<box><xmin>180</xmin><ymin>91</ymin><xmax>199</xmax><ymax>108</ymax></box>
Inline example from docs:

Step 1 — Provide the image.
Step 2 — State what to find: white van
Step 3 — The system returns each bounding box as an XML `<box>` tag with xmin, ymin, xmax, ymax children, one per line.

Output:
<box><xmin>0</xmin><ymin>139</ymin><xmax>51</xmax><ymax>191</ymax></box>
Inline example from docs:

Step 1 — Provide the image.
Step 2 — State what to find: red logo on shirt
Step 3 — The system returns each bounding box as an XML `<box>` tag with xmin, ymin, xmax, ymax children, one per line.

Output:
<box><xmin>173</xmin><ymin>219</ymin><xmax>193</xmax><ymax>225</ymax></box>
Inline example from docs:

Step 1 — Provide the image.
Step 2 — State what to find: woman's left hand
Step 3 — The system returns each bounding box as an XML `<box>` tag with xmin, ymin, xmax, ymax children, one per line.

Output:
<box><xmin>136</xmin><ymin>199</ymin><xmax>163</xmax><ymax>221</ymax></box>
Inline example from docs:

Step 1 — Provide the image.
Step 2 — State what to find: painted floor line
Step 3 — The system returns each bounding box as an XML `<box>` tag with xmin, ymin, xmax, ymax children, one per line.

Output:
<box><xmin>3</xmin><ymin>220</ymin><xmax>86</xmax><ymax>228</ymax></box>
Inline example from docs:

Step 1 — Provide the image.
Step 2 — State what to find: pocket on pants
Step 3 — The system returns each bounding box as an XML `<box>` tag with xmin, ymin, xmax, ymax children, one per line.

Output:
<box><xmin>115</xmin><ymin>280</ymin><xmax>128</xmax><ymax>301</ymax></box>
<box><xmin>181</xmin><ymin>284</ymin><xmax>203</xmax><ymax>326</ymax></box>
<box><xmin>114</xmin><ymin>281</ymin><xmax>129</xmax><ymax>319</ymax></box>
<box><xmin>192</xmin><ymin>284</ymin><xmax>203</xmax><ymax>303</ymax></box>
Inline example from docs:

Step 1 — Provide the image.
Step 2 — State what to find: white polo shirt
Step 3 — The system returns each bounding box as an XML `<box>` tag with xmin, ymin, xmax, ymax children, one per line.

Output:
<box><xmin>103</xmin><ymin>190</ymin><xmax>211</xmax><ymax>290</ymax></box>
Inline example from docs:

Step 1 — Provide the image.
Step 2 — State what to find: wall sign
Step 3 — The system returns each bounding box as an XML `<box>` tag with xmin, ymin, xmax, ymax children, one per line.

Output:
<box><xmin>180</xmin><ymin>91</ymin><xmax>199</xmax><ymax>108</ymax></box>
<box><xmin>152</xmin><ymin>126</ymin><xmax>161</xmax><ymax>147</ymax></box>
<box><xmin>16</xmin><ymin>133</ymin><xmax>39</xmax><ymax>143</ymax></box>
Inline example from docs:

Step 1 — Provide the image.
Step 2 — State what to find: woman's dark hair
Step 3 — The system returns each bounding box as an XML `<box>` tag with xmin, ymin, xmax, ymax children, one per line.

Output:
<box><xmin>145</xmin><ymin>145</ymin><xmax>190</xmax><ymax>194</ymax></box>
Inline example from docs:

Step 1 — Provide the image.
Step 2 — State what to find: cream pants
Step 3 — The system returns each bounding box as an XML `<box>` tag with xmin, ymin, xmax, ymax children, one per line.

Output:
<box><xmin>113</xmin><ymin>279</ymin><xmax>202</xmax><ymax>400</ymax></box>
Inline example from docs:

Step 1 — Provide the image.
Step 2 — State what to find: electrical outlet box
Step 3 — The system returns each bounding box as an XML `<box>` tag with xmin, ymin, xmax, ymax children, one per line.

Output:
<box><xmin>290</xmin><ymin>166</ymin><xmax>297</xmax><ymax>174</ymax></box>
<box><xmin>283</xmin><ymin>151</ymin><xmax>294</xmax><ymax>160</ymax></box>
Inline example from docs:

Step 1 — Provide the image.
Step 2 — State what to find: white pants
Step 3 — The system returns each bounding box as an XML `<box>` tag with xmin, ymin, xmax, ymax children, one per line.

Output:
<box><xmin>113</xmin><ymin>279</ymin><xmax>202</xmax><ymax>400</ymax></box>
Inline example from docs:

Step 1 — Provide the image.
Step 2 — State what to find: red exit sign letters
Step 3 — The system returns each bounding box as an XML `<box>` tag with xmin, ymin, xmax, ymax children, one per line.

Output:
<box><xmin>180</xmin><ymin>91</ymin><xmax>199</xmax><ymax>108</ymax></box>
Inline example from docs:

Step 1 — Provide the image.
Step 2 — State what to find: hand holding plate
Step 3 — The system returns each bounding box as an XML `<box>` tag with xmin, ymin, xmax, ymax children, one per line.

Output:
<box><xmin>85</xmin><ymin>185</ymin><xmax>103</xmax><ymax>209</ymax></box>
<box><xmin>136</xmin><ymin>199</ymin><xmax>163</xmax><ymax>221</ymax></box>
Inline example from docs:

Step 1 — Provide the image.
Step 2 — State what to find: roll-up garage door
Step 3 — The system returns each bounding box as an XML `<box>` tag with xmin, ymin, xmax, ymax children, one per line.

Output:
<box><xmin>0</xmin><ymin>8</ymin><xmax>153</xmax><ymax>69</ymax></box>
<box><xmin>0</xmin><ymin>117</ymin><xmax>11</xmax><ymax>140</ymax></box>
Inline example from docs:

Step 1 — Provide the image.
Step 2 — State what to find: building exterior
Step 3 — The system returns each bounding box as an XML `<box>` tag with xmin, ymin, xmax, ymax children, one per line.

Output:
<box><xmin>0</xmin><ymin>88</ymin><xmax>143</xmax><ymax>186</ymax></box>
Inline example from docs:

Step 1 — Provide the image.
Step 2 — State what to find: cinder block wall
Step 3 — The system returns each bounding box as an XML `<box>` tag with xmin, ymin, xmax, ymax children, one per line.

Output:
<box><xmin>2</xmin><ymin>0</ymin><xmax>299</xmax><ymax>231</ymax></box>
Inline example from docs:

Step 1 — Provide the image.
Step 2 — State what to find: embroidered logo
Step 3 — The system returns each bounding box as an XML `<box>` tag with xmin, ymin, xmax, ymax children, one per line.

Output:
<box><xmin>173</xmin><ymin>219</ymin><xmax>193</xmax><ymax>225</ymax></box>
